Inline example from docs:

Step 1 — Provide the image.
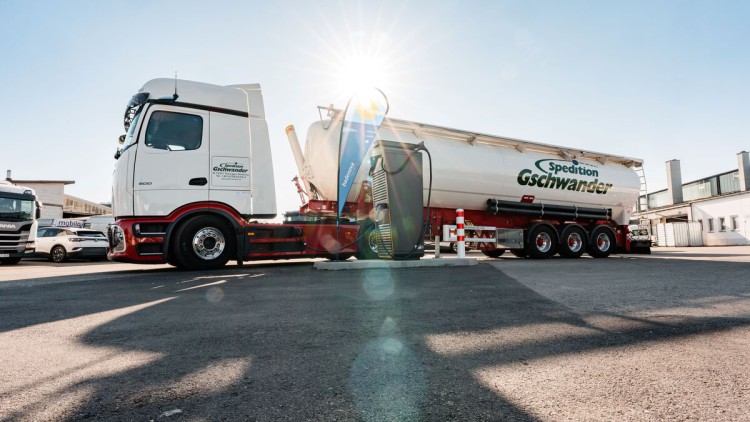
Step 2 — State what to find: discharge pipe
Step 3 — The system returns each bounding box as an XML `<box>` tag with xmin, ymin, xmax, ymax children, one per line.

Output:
<box><xmin>285</xmin><ymin>125</ymin><xmax>311</xmax><ymax>196</ymax></box>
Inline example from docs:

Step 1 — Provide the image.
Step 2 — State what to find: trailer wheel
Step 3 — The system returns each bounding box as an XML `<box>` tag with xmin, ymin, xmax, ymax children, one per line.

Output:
<box><xmin>482</xmin><ymin>249</ymin><xmax>505</xmax><ymax>258</ymax></box>
<box><xmin>559</xmin><ymin>226</ymin><xmax>587</xmax><ymax>259</ymax></box>
<box><xmin>510</xmin><ymin>248</ymin><xmax>527</xmax><ymax>258</ymax></box>
<box><xmin>527</xmin><ymin>225</ymin><xmax>558</xmax><ymax>259</ymax></box>
<box><xmin>588</xmin><ymin>226</ymin><xmax>615</xmax><ymax>258</ymax></box>
<box><xmin>173</xmin><ymin>215</ymin><xmax>235</xmax><ymax>270</ymax></box>
<box><xmin>356</xmin><ymin>221</ymin><xmax>380</xmax><ymax>260</ymax></box>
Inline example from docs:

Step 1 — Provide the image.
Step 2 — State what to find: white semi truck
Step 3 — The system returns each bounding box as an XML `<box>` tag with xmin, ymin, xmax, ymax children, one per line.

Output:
<box><xmin>0</xmin><ymin>180</ymin><xmax>40</xmax><ymax>264</ymax></box>
<box><xmin>108</xmin><ymin>78</ymin><xmax>648</xmax><ymax>270</ymax></box>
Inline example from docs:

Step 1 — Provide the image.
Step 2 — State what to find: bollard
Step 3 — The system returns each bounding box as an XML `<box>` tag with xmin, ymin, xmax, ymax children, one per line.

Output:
<box><xmin>434</xmin><ymin>235</ymin><xmax>441</xmax><ymax>258</ymax></box>
<box><xmin>456</xmin><ymin>209</ymin><xmax>465</xmax><ymax>258</ymax></box>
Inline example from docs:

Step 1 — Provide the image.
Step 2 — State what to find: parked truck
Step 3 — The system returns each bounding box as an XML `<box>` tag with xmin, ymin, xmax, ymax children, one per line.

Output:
<box><xmin>0</xmin><ymin>180</ymin><xmax>40</xmax><ymax>264</ymax></box>
<box><xmin>108</xmin><ymin>78</ymin><xmax>647</xmax><ymax>269</ymax></box>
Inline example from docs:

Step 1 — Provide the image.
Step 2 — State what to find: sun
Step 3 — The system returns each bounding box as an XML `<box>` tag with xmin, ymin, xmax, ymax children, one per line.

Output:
<box><xmin>336</xmin><ymin>53</ymin><xmax>390</xmax><ymax>96</ymax></box>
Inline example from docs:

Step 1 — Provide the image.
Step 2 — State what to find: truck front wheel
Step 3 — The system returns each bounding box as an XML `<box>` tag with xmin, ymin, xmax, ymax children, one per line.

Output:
<box><xmin>172</xmin><ymin>215</ymin><xmax>235</xmax><ymax>270</ymax></box>
<box><xmin>588</xmin><ymin>226</ymin><xmax>615</xmax><ymax>258</ymax></box>
<box><xmin>527</xmin><ymin>226</ymin><xmax>558</xmax><ymax>259</ymax></box>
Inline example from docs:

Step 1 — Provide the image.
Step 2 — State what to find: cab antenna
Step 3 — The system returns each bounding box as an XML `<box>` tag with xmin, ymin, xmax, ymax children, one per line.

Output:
<box><xmin>173</xmin><ymin>71</ymin><xmax>179</xmax><ymax>101</ymax></box>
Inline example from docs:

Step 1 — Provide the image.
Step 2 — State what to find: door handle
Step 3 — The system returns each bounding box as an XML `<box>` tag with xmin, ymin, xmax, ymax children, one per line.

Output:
<box><xmin>189</xmin><ymin>178</ymin><xmax>208</xmax><ymax>186</ymax></box>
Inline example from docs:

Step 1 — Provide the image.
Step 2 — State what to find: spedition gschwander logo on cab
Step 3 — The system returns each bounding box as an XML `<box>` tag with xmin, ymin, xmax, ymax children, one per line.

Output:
<box><xmin>517</xmin><ymin>159</ymin><xmax>613</xmax><ymax>195</ymax></box>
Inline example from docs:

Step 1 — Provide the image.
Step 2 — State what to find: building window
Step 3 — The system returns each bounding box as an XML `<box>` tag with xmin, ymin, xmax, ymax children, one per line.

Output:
<box><xmin>708</xmin><ymin>219</ymin><xmax>714</xmax><ymax>232</ymax></box>
<box><xmin>731</xmin><ymin>215</ymin><xmax>739</xmax><ymax>231</ymax></box>
<box><xmin>719</xmin><ymin>217</ymin><xmax>726</xmax><ymax>232</ymax></box>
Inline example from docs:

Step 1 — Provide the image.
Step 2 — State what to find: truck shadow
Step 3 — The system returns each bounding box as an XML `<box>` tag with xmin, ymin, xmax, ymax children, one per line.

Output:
<box><xmin>2</xmin><ymin>262</ymin><xmax>750</xmax><ymax>421</ymax></box>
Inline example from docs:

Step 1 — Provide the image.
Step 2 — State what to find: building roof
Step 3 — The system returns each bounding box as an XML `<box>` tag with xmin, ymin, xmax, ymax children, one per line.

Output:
<box><xmin>8</xmin><ymin>179</ymin><xmax>75</xmax><ymax>185</ymax></box>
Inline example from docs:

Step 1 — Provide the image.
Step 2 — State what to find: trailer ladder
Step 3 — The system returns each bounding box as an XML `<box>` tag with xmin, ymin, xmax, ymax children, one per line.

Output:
<box><xmin>635</xmin><ymin>166</ymin><xmax>648</xmax><ymax>212</ymax></box>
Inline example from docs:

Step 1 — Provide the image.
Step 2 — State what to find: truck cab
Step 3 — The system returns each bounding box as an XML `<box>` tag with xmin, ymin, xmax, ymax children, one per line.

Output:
<box><xmin>0</xmin><ymin>181</ymin><xmax>40</xmax><ymax>264</ymax></box>
<box><xmin>112</xmin><ymin>79</ymin><xmax>276</xmax><ymax>219</ymax></box>
<box><xmin>109</xmin><ymin>79</ymin><xmax>282</xmax><ymax>268</ymax></box>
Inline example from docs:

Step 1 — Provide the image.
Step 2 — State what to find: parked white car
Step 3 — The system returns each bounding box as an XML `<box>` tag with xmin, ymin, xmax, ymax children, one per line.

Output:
<box><xmin>35</xmin><ymin>227</ymin><xmax>108</xmax><ymax>263</ymax></box>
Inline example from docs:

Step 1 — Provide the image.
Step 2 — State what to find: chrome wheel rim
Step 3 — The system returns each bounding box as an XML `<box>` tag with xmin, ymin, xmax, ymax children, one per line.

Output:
<box><xmin>567</xmin><ymin>233</ymin><xmax>583</xmax><ymax>253</ymax></box>
<box><xmin>192</xmin><ymin>227</ymin><xmax>225</xmax><ymax>260</ymax></box>
<box><xmin>52</xmin><ymin>247</ymin><xmax>65</xmax><ymax>262</ymax></box>
<box><xmin>596</xmin><ymin>233</ymin><xmax>611</xmax><ymax>252</ymax></box>
<box><xmin>535</xmin><ymin>232</ymin><xmax>552</xmax><ymax>253</ymax></box>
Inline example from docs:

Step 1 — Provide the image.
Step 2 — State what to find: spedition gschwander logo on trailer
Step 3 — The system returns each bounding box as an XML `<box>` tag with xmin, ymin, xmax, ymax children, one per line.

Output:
<box><xmin>517</xmin><ymin>159</ymin><xmax>614</xmax><ymax>195</ymax></box>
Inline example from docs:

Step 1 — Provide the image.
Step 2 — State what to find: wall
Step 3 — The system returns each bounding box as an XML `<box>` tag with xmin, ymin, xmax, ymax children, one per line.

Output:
<box><xmin>18</xmin><ymin>182</ymin><xmax>66</xmax><ymax>220</ymax></box>
<box><xmin>691</xmin><ymin>194</ymin><xmax>750</xmax><ymax>246</ymax></box>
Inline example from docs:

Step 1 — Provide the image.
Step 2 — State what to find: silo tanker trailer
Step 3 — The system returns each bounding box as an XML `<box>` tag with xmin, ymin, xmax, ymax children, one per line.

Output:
<box><xmin>108</xmin><ymin>78</ymin><xmax>647</xmax><ymax>270</ymax></box>
<box><xmin>293</xmin><ymin>109</ymin><xmax>647</xmax><ymax>260</ymax></box>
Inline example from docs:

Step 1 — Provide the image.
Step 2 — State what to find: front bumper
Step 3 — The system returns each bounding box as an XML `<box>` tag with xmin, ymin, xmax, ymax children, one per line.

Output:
<box><xmin>68</xmin><ymin>247</ymin><xmax>107</xmax><ymax>258</ymax></box>
<box><xmin>107</xmin><ymin>219</ymin><xmax>167</xmax><ymax>264</ymax></box>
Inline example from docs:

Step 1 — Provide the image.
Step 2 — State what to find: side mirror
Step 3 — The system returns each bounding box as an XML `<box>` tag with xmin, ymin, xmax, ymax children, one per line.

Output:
<box><xmin>114</xmin><ymin>148</ymin><xmax>122</xmax><ymax>160</ymax></box>
<box><xmin>118</xmin><ymin>134</ymin><xmax>126</xmax><ymax>145</ymax></box>
<box><xmin>35</xmin><ymin>207</ymin><xmax>41</xmax><ymax>219</ymax></box>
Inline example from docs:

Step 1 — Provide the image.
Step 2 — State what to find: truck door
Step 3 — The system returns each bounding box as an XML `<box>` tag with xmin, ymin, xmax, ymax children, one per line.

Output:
<box><xmin>133</xmin><ymin>105</ymin><xmax>210</xmax><ymax>215</ymax></box>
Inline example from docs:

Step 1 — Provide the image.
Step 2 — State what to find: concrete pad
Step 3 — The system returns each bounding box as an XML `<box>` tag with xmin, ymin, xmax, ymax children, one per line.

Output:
<box><xmin>314</xmin><ymin>258</ymin><xmax>478</xmax><ymax>270</ymax></box>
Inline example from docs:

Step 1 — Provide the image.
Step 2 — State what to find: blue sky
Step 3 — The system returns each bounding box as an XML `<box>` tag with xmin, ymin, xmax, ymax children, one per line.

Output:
<box><xmin>1</xmin><ymin>0</ymin><xmax>748</xmax><ymax>216</ymax></box>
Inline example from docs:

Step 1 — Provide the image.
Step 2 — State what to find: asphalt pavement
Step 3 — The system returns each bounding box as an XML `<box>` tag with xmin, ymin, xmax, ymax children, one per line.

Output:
<box><xmin>1</xmin><ymin>248</ymin><xmax>749</xmax><ymax>421</ymax></box>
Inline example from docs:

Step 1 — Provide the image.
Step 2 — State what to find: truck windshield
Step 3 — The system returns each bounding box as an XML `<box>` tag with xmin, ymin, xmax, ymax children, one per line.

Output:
<box><xmin>0</xmin><ymin>197</ymin><xmax>34</xmax><ymax>221</ymax></box>
<box><xmin>124</xmin><ymin>112</ymin><xmax>141</xmax><ymax>147</ymax></box>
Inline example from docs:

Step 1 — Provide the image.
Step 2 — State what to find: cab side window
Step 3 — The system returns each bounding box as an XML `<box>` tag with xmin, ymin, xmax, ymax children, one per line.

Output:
<box><xmin>145</xmin><ymin>111</ymin><xmax>203</xmax><ymax>151</ymax></box>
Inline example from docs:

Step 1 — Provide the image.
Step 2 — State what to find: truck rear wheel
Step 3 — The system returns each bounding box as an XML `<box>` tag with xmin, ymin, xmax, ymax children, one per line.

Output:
<box><xmin>527</xmin><ymin>225</ymin><xmax>558</xmax><ymax>259</ymax></box>
<box><xmin>356</xmin><ymin>221</ymin><xmax>380</xmax><ymax>260</ymax></box>
<box><xmin>588</xmin><ymin>226</ymin><xmax>615</xmax><ymax>258</ymax></box>
<box><xmin>482</xmin><ymin>249</ymin><xmax>505</xmax><ymax>258</ymax></box>
<box><xmin>510</xmin><ymin>248</ymin><xmax>527</xmax><ymax>258</ymax></box>
<box><xmin>172</xmin><ymin>215</ymin><xmax>235</xmax><ymax>270</ymax></box>
<box><xmin>559</xmin><ymin>226</ymin><xmax>587</xmax><ymax>259</ymax></box>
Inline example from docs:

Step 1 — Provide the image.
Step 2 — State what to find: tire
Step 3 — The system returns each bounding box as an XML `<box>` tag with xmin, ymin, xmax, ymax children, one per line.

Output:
<box><xmin>327</xmin><ymin>254</ymin><xmax>353</xmax><ymax>261</ymax></box>
<box><xmin>559</xmin><ymin>226</ymin><xmax>587</xmax><ymax>259</ymax></box>
<box><xmin>527</xmin><ymin>225</ymin><xmax>558</xmax><ymax>259</ymax></box>
<box><xmin>0</xmin><ymin>257</ymin><xmax>22</xmax><ymax>265</ymax></box>
<box><xmin>482</xmin><ymin>249</ymin><xmax>505</xmax><ymax>258</ymax></box>
<box><xmin>172</xmin><ymin>215</ymin><xmax>235</xmax><ymax>270</ymax></box>
<box><xmin>588</xmin><ymin>225</ymin><xmax>616</xmax><ymax>258</ymax></box>
<box><xmin>50</xmin><ymin>245</ymin><xmax>68</xmax><ymax>263</ymax></box>
<box><xmin>510</xmin><ymin>248</ymin><xmax>527</xmax><ymax>258</ymax></box>
<box><xmin>356</xmin><ymin>221</ymin><xmax>380</xmax><ymax>260</ymax></box>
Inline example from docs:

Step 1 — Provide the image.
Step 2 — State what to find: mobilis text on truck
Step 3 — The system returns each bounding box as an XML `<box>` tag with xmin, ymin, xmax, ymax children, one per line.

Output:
<box><xmin>108</xmin><ymin>78</ymin><xmax>649</xmax><ymax>270</ymax></box>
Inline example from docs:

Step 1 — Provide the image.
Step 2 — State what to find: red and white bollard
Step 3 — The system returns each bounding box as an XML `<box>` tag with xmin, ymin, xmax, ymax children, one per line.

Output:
<box><xmin>456</xmin><ymin>209</ymin><xmax>465</xmax><ymax>258</ymax></box>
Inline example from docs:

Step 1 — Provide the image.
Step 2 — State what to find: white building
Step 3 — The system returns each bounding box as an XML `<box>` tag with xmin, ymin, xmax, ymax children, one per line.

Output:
<box><xmin>636</xmin><ymin>152</ymin><xmax>750</xmax><ymax>246</ymax></box>
<box><xmin>6</xmin><ymin>171</ymin><xmax>111</xmax><ymax>220</ymax></box>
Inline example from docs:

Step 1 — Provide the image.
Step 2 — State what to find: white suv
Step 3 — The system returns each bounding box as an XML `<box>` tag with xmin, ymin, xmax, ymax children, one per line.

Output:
<box><xmin>36</xmin><ymin>227</ymin><xmax>108</xmax><ymax>263</ymax></box>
